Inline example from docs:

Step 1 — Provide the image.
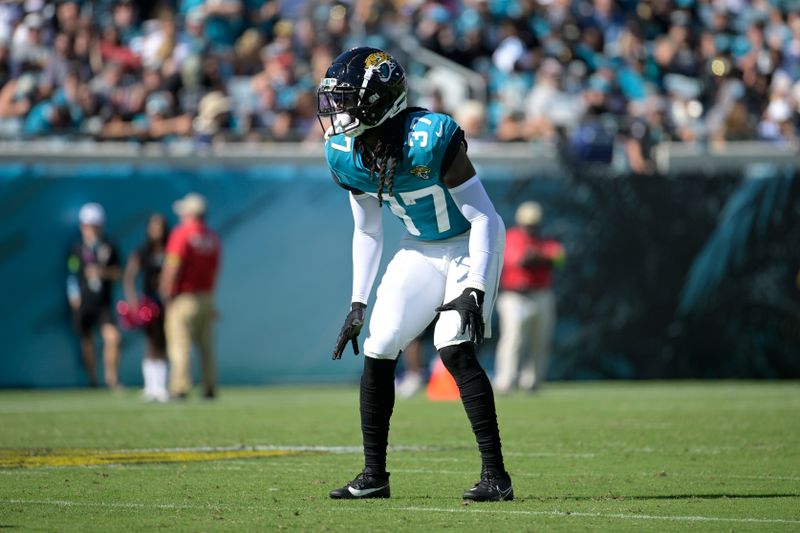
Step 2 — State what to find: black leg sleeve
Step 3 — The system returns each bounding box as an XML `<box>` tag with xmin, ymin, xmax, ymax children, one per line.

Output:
<box><xmin>360</xmin><ymin>357</ymin><xmax>398</xmax><ymax>474</ymax></box>
<box><xmin>439</xmin><ymin>342</ymin><xmax>505</xmax><ymax>472</ymax></box>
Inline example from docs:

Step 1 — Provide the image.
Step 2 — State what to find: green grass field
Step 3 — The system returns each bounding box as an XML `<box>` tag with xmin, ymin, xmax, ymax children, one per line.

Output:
<box><xmin>0</xmin><ymin>382</ymin><xmax>798</xmax><ymax>531</ymax></box>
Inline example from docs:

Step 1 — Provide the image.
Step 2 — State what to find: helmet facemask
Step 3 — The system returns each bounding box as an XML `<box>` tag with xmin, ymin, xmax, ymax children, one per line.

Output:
<box><xmin>317</xmin><ymin>81</ymin><xmax>373</xmax><ymax>139</ymax></box>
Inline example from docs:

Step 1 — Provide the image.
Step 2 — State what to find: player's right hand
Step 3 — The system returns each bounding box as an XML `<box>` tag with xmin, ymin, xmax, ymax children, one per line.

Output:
<box><xmin>333</xmin><ymin>302</ymin><xmax>366</xmax><ymax>360</ymax></box>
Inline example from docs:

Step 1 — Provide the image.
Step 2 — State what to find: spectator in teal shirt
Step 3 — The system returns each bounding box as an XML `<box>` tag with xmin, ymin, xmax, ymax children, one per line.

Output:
<box><xmin>23</xmin><ymin>101</ymin><xmax>71</xmax><ymax>137</ymax></box>
<box><xmin>181</xmin><ymin>0</ymin><xmax>244</xmax><ymax>50</ymax></box>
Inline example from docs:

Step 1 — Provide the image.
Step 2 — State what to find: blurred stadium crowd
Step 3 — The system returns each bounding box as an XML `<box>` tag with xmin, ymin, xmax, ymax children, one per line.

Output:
<box><xmin>0</xmin><ymin>0</ymin><xmax>799</xmax><ymax>167</ymax></box>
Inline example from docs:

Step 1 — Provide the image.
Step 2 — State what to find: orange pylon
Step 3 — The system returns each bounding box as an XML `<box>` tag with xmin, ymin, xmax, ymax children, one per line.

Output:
<box><xmin>426</xmin><ymin>356</ymin><xmax>461</xmax><ymax>401</ymax></box>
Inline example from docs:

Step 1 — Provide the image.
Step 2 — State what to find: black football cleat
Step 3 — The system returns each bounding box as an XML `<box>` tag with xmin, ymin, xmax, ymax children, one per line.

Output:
<box><xmin>329</xmin><ymin>470</ymin><xmax>390</xmax><ymax>499</ymax></box>
<box><xmin>463</xmin><ymin>468</ymin><xmax>514</xmax><ymax>502</ymax></box>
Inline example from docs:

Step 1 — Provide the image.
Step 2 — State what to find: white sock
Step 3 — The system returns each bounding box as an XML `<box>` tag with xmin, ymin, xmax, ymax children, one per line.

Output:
<box><xmin>142</xmin><ymin>359</ymin><xmax>155</xmax><ymax>396</ymax></box>
<box><xmin>151</xmin><ymin>359</ymin><xmax>168</xmax><ymax>398</ymax></box>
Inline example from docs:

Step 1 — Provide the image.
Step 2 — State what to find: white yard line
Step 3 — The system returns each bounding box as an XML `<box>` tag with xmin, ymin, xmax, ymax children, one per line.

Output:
<box><xmin>2</xmin><ymin>443</ymin><xmax>799</xmax><ymax>483</ymax></box>
<box><xmin>122</xmin><ymin>445</ymin><xmax>598</xmax><ymax>459</ymax></box>
<box><xmin>724</xmin><ymin>475</ymin><xmax>800</xmax><ymax>481</ymax></box>
<box><xmin>3</xmin><ymin>498</ymin><xmax>799</xmax><ymax>525</ymax></box>
<box><xmin>1</xmin><ymin>499</ymin><xmax>203</xmax><ymax>510</ymax></box>
<box><xmin>388</xmin><ymin>506</ymin><xmax>800</xmax><ymax>525</ymax></box>
<box><xmin>4</xmin><ymin>443</ymin><xmax>794</xmax><ymax>461</ymax></box>
<box><xmin>506</xmin><ymin>451</ymin><xmax>597</xmax><ymax>458</ymax></box>
<box><xmin>0</xmin><ymin>444</ymin><xmax>448</xmax><ymax>455</ymax></box>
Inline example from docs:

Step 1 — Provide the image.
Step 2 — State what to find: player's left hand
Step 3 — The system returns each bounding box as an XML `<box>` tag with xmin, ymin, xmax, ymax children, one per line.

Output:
<box><xmin>436</xmin><ymin>288</ymin><xmax>485</xmax><ymax>344</ymax></box>
<box><xmin>333</xmin><ymin>302</ymin><xmax>367</xmax><ymax>360</ymax></box>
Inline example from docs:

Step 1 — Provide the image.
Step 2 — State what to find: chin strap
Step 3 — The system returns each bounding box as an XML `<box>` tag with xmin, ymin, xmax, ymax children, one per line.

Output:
<box><xmin>325</xmin><ymin>112</ymin><xmax>367</xmax><ymax>140</ymax></box>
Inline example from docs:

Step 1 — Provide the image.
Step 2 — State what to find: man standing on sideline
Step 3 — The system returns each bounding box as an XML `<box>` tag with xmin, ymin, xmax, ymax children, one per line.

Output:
<box><xmin>159</xmin><ymin>193</ymin><xmax>221</xmax><ymax>400</ymax></box>
<box><xmin>494</xmin><ymin>201</ymin><xmax>564</xmax><ymax>394</ymax></box>
<box><xmin>67</xmin><ymin>203</ymin><xmax>122</xmax><ymax>388</ymax></box>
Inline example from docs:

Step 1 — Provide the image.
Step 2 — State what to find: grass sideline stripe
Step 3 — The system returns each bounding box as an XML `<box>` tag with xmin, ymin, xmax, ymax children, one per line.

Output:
<box><xmin>0</xmin><ymin>448</ymin><xmax>304</xmax><ymax>468</ymax></box>
<box><xmin>3</xmin><ymin>499</ymin><xmax>799</xmax><ymax>525</ymax></box>
<box><xmin>125</xmin><ymin>444</ymin><xmax>450</xmax><ymax>454</ymax></box>
<box><xmin>0</xmin><ymin>445</ymin><xmax>466</xmax><ymax>468</ymax></box>
<box><xmin>0</xmin><ymin>444</ymin><xmax>452</xmax><ymax>469</ymax></box>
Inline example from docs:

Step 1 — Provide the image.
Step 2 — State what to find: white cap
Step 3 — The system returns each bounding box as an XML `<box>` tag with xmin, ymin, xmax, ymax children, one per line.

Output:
<box><xmin>79</xmin><ymin>202</ymin><xmax>106</xmax><ymax>226</ymax></box>
<box><xmin>193</xmin><ymin>91</ymin><xmax>231</xmax><ymax>135</ymax></box>
<box><xmin>515</xmin><ymin>201</ymin><xmax>542</xmax><ymax>226</ymax></box>
<box><xmin>23</xmin><ymin>12</ymin><xmax>44</xmax><ymax>29</ymax></box>
<box><xmin>173</xmin><ymin>192</ymin><xmax>207</xmax><ymax>217</ymax></box>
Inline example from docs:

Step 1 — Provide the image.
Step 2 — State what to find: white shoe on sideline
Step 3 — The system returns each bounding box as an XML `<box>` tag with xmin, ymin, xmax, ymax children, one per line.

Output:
<box><xmin>396</xmin><ymin>371</ymin><xmax>423</xmax><ymax>399</ymax></box>
<box><xmin>152</xmin><ymin>390</ymin><xmax>169</xmax><ymax>403</ymax></box>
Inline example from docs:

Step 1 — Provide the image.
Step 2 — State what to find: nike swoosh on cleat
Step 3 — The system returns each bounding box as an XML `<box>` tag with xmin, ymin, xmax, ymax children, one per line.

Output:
<box><xmin>347</xmin><ymin>484</ymin><xmax>388</xmax><ymax>497</ymax></box>
<box><xmin>497</xmin><ymin>485</ymin><xmax>513</xmax><ymax>500</ymax></box>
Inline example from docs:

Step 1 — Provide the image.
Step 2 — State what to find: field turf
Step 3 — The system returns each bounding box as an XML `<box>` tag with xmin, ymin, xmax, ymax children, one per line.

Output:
<box><xmin>0</xmin><ymin>382</ymin><xmax>798</xmax><ymax>531</ymax></box>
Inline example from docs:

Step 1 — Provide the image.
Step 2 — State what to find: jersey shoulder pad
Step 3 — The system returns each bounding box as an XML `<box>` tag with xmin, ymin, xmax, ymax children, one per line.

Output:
<box><xmin>405</xmin><ymin>111</ymin><xmax>461</xmax><ymax>153</ymax></box>
<box><xmin>324</xmin><ymin>134</ymin><xmax>354</xmax><ymax>161</ymax></box>
<box><xmin>325</xmin><ymin>135</ymin><xmax>354</xmax><ymax>172</ymax></box>
<box><xmin>404</xmin><ymin>111</ymin><xmax>464</xmax><ymax>177</ymax></box>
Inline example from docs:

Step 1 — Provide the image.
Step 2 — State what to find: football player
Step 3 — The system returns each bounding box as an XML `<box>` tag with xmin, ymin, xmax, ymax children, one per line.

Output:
<box><xmin>320</xmin><ymin>47</ymin><xmax>513</xmax><ymax>502</ymax></box>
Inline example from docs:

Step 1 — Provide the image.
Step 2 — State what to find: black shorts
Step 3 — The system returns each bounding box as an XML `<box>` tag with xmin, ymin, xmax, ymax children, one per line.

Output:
<box><xmin>73</xmin><ymin>305</ymin><xmax>115</xmax><ymax>337</ymax></box>
<box><xmin>143</xmin><ymin>311</ymin><xmax>167</xmax><ymax>352</ymax></box>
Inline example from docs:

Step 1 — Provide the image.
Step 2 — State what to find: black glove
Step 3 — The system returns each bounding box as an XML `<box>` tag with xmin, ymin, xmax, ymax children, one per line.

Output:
<box><xmin>333</xmin><ymin>302</ymin><xmax>367</xmax><ymax>360</ymax></box>
<box><xmin>435</xmin><ymin>288</ymin><xmax>485</xmax><ymax>344</ymax></box>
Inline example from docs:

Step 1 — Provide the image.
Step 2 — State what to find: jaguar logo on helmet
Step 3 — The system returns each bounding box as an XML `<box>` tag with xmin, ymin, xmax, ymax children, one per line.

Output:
<box><xmin>365</xmin><ymin>51</ymin><xmax>390</xmax><ymax>68</ymax></box>
<box><xmin>365</xmin><ymin>51</ymin><xmax>397</xmax><ymax>82</ymax></box>
<box><xmin>377</xmin><ymin>61</ymin><xmax>397</xmax><ymax>82</ymax></box>
<box><xmin>410</xmin><ymin>165</ymin><xmax>432</xmax><ymax>180</ymax></box>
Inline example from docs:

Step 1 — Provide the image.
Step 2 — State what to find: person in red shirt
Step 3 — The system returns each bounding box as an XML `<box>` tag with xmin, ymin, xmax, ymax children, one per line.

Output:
<box><xmin>159</xmin><ymin>193</ymin><xmax>221</xmax><ymax>399</ymax></box>
<box><xmin>494</xmin><ymin>201</ymin><xmax>564</xmax><ymax>393</ymax></box>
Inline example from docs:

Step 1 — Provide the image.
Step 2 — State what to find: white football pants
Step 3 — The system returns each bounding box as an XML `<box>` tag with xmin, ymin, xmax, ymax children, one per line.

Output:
<box><xmin>493</xmin><ymin>289</ymin><xmax>556</xmax><ymax>392</ymax></box>
<box><xmin>363</xmin><ymin>218</ymin><xmax>505</xmax><ymax>360</ymax></box>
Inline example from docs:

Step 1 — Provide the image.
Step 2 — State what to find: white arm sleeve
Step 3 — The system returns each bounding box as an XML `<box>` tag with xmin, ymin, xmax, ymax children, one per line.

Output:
<box><xmin>349</xmin><ymin>192</ymin><xmax>383</xmax><ymax>305</ymax></box>
<box><xmin>447</xmin><ymin>176</ymin><xmax>500</xmax><ymax>292</ymax></box>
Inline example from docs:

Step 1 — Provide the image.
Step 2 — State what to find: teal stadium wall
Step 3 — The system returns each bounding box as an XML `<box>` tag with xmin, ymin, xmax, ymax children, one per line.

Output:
<box><xmin>0</xmin><ymin>159</ymin><xmax>798</xmax><ymax>387</ymax></box>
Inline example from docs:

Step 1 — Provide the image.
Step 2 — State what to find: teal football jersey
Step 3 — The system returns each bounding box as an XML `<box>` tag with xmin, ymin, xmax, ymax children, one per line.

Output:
<box><xmin>325</xmin><ymin>110</ymin><xmax>471</xmax><ymax>241</ymax></box>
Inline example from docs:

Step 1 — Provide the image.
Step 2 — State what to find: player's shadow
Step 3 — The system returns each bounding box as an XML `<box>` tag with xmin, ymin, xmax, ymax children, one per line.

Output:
<box><xmin>401</xmin><ymin>493</ymin><xmax>799</xmax><ymax>503</ymax></box>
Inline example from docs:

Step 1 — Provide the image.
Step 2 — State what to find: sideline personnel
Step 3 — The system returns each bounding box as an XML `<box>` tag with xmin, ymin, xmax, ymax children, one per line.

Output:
<box><xmin>159</xmin><ymin>193</ymin><xmax>221</xmax><ymax>399</ymax></box>
<box><xmin>494</xmin><ymin>201</ymin><xmax>564</xmax><ymax>393</ymax></box>
<box><xmin>67</xmin><ymin>202</ymin><xmax>122</xmax><ymax>388</ymax></box>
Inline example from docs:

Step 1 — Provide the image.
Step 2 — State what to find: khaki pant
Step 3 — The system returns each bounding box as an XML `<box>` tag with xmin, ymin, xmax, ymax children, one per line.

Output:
<box><xmin>494</xmin><ymin>289</ymin><xmax>556</xmax><ymax>393</ymax></box>
<box><xmin>165</xmin><ymin>292</ymin><xmax>216</xmax><ymax>396</ymax></box>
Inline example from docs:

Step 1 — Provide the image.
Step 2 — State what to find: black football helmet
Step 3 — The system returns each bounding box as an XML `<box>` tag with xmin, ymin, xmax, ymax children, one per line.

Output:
<box><xmin>317</xmin><ymin>47</ymin><xmax>407</xmax><ymax>139</ymax></box>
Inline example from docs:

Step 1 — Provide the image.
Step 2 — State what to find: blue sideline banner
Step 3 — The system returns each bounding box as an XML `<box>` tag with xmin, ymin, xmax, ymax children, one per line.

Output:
<box><xmin>0</xmin><ymin>160</ymin><xmax>798</xmax><ymax>387</ymax></box>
